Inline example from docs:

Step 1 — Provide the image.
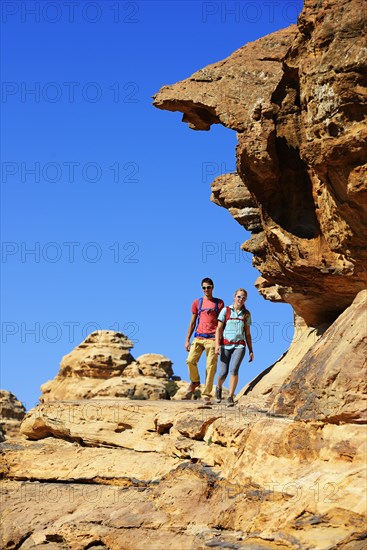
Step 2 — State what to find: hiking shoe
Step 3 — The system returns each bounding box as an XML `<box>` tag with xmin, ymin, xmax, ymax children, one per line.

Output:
<box><xmin>226</xmin><ymin>396</ymin><xmax>235</xmax><ymax>407</ymax></box>
<box><xmin>185</xmin><ymin>381</ymin><xmax>200</xmax><ymax>399</ymax></box>
<box><xmin>202</xmin><ymin>395</ymin><xmax>212</xmax><ymax>403</ymax></box>
<box><xmin>215</xmin><ymin>386</ymin><xmax>222</xmax><ymax>403</ymax></box>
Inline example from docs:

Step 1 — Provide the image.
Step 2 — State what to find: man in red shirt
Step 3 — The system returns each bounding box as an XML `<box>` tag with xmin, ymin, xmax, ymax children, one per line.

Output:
<box><xmin>185</xmin><ymin>278</ymin><xmax>224</xmax><ymax>401</ymax></box>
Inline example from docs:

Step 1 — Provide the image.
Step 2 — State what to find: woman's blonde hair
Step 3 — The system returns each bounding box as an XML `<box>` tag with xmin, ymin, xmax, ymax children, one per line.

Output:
<box><xmin>233</xmin><ymin>288</ymin><xmax>247</xmax><ymax>300</ymax></box>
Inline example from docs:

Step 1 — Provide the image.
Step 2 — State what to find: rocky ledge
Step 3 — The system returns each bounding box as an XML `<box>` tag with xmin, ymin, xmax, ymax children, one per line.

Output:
<box><xmin>2</xmin><ymin>392</ymin><xmax>366</xmax><ymax>549</ymax></box>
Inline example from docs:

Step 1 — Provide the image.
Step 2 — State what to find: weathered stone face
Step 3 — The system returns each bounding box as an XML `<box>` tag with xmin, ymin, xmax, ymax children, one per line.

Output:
<box><xmin>153</xmin><ymin>0</ymin><xmax>367</xmax><ymax>326</ymax></box>
<box><xmin>272</xmin><ymin>289</ymin><xmax>367</xmax><ymax>423</ymax></box>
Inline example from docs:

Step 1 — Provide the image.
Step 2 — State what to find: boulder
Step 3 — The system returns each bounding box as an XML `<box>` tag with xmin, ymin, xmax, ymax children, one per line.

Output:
<box><xmin>135</xmin><ymin>353</ymin><xmax>174</xmax><ymax>379</ymax></box>
<box><xmin>0</xmin><ymin>390</ymin><xmax>26</xmax><ymax>439</ymax></box>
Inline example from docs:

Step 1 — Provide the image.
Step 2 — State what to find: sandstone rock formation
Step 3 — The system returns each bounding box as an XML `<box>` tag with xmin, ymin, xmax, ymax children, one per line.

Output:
<box><xmin>237</xmin><ymin>290</ymin><xmax>367</xmax><ymax>425</ymax></box>
<box><xmin>1</xmin><ymin>0</ymin><xmax>366</xmax><ymax>548</ymax></box>
<box><xmin>1</xmin><ymin>387</ymin><xmax>365</xmax><ymax>548</ymax></box>
<box><xmin>0</xmin><ymin>390</ymin><xmax>26</xmax><ymax>440</ymax></box>
<box><xmin>272</xmin><ymin>290</ymin><xmax>367</xmax><ymax>423</ymax></box>
<box><xmin>40</xmin><ymin>331</ymin><xmax>181</xmax><ymax>402</ymax></box>
<box><xmin>154</xmin><ymin>0</ymin><xmax>367</xmax><ymax>327</ymax></box>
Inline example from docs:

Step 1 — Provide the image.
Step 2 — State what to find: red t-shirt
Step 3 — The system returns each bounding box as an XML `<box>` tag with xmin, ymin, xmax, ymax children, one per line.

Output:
<box><xmin>192</xmin><ymin>297</ymin><xmax>224</xmax><ymax>336</ymax></box>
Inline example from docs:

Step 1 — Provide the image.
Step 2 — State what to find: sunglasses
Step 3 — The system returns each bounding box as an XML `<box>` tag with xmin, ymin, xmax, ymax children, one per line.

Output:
<box><xmin>202</xmin><ymin>286</ymin><xmax>213</xmax><ymax>290</ymax></box>
<box><xmin>236</xmin><ymin>295</ymin><xmax>246</xmax><ymax>299</ymax></box>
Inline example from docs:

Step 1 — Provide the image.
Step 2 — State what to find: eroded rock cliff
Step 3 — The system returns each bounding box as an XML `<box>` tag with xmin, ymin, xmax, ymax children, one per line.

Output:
<box><xmin>154</xmin><ymin>0</ymin><xmax>367</xmax><ymax>327</ymax></box>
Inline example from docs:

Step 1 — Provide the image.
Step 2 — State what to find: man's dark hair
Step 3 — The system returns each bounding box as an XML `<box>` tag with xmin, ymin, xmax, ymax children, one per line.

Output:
<box><xmin>201</xmin><ymin>277</ymin><xmax>214</xmax><ymax>286</ymax></box>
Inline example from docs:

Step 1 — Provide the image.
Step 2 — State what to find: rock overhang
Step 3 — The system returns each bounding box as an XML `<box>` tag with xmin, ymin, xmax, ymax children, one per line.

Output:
<box><xmin>153</xmin><ymin>1</ymin><xmax>367</xmax><ymax>327</ymax></box>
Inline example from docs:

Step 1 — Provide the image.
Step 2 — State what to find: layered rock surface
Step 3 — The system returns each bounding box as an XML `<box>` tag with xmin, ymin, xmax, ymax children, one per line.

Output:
<box><xmin>272</xmin><ymin>290</ymin><xmax>367</xmax><ymax>423</ymax></box>
<box><xmin>154</xmin><ymin>0</ymin><xmax>367</xmax><ymax>327</ymax></box>
<box><xmin>237</xmin><ymin>290</ymin><xmax>367</xmax><ymax>424</ymax></box>
<box><xmin>1</xmin><ymin>392</ymin><xmax>366</xmax><ymax>548</ymax></box>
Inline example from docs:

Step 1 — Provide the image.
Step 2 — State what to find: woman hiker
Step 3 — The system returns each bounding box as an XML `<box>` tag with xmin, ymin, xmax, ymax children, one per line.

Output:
<box><xmin>215</xmin><ymin>288</ymin><xmax>254</xmax><ymax>406</ymax></box>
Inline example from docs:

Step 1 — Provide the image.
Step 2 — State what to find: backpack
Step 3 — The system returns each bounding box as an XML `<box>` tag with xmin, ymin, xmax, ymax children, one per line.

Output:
<box><xmin>194</xmin><ymin>297</ymin><xmax>220</xmax><ymax>338</ymax></box>
<box><xmin>221</xmin><ymin>306</ymin><xmax>249</xmax><ymax>345</ymax></box>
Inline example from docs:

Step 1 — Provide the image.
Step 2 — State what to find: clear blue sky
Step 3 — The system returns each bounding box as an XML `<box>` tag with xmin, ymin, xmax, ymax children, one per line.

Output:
<box><xmin>1</xmin><ymin>0</ymin><xmax>304</xmax><ymax>410</ymax></box>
